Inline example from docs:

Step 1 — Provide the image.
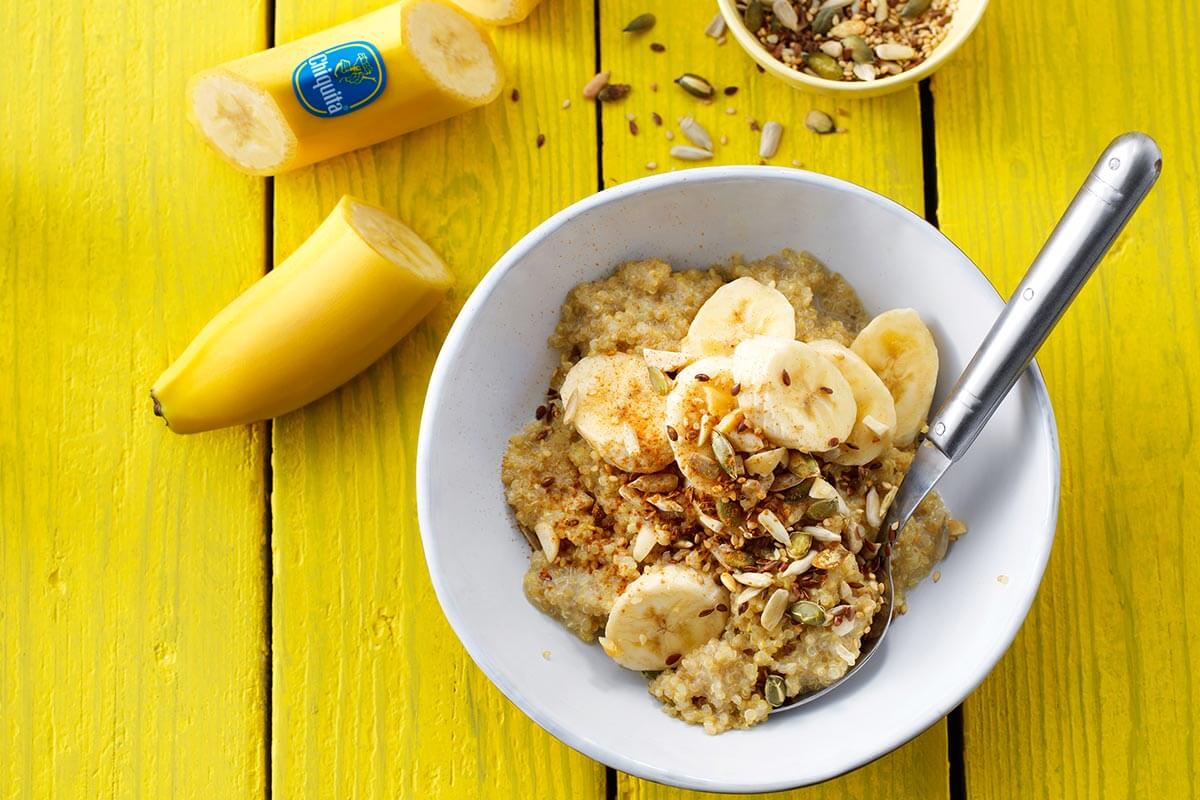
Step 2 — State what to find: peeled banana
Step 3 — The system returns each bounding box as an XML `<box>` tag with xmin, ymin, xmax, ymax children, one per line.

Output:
<box><xmin>559</xmin><ymin>353</ymin><xmax>675</xmax><ymax>474</ymax></box>
<box><xmin>600</xmin><ymin>565</ymin><xmax>729</xmax><ymax>670</ymax></box>
<box><xmin>851</xmin><ymin>309</ymin><xmax>939</xmax><ymax>446</ymax></box>
<box><xmin>188</xmin><ymin>0</ymin><xmax>503</xmax><ymax>175</ymax></box>
<box><xmin>732</xmin><ymin>336</ymin><xmax>857</xmax><ymax>453</ymax></box>
<box><xmin>682</xmin><ymin>277</ymin><xmax>797</xmax><ymax>357</ymax></box>
<box><xmin>453</xmin><ymin>0</ymin><xmax>543</xmax><ymax>24</ymax></box>
<box><xmin>151</xmin><ymin>196</ymin><xmax>453</xmax><ymax>433</ymax></box>
<box><xmin>665</xmin><ymin>356</ymin><xmax>739</xmax><ymax>493</ymax></box>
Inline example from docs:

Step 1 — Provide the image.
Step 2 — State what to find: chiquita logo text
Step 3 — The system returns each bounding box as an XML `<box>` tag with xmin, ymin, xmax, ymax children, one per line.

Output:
<box><xmin>292</xmin><ymin>41</ymin><xmax>387</xmax><ymax>118</ymax></box>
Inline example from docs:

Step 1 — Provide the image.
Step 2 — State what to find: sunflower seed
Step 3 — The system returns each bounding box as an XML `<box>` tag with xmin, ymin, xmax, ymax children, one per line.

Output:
<box><xmin>705</xmin><ymin>12</ymin><xmax>727</xmax><ymax>38</ymax></box>
<box><xmin>820</xmin><ymin>40</ymin><xmax>844</xmax><ymax>58</ymax></box>
<box><xmin>803</xmin><ymin>525</ymin><xmax>841</xmax><ymax>543</ymax></box>
<box><xmin>534</xmin><ymin>519</ymin><xmax>560</xmax><ymax>563</ymax></box>
<box><xmin>678</xmin><ymin>115</ymin><xmax>713</xmax><ymax>150</ymax></box>
<box><xmin>772</xmin><ymin>0</ymin><xmax>800</xmax><ymax>31</ymax></box>
<box><xmin>674</xmin><ymin>73</ymin><xmax>716</xmax><ymax>99</ymax></box>
<box><xmin>875</xmin><ymin>0</ymin><xmax>889</xmax><ymax>22</ymax></box>
<box><xmin>733</xmin><ymin>571</ymin><xmax>773</xmax><ymax>588</ymax></box>
<box><xmin>736</xmin><ymin>586</ymin><xmax>764</xmax><ymax>607</ymax></box>
<box><xmin>670</xmin><ymin>144</ymin><xmax>714</xmax><ymax>161</ymax></box>
<box><xmin>623</xmin><ymin>13</ymin><xmax>656</xmax><ymax>32</ymax></box>
<box><xmin>829</xmin><ymin>17</ymin><xmax>866</xmax><ymax>37</ymax></box>
<box><xmin>629</xmin><ymin>473</ymin><xmax>678</xmax><ymax>493</ymax></box>
<box><xmin>761</xmin><ymin>588</ymin><xmax>790</xmax><ymax>630</ymax></box>
<box><xmin>632</xmin><ymin>521</ymin><xmax>657</xmax><ymax>562</ymax></box>
<box><xmin>758</xmin><ymin>120</ymin><xmax>784</xmax><ymax>158</ymax></box>
<box><xmin>865</xmin><ymin>487</ymin><xmax>882</xmax><ymax>528</ymax></box>
<box><xmin>720</xmin><ymin>572</ymin><xmax>738</xmax><ymax>592</ymax></box>
<box><xmin>582</xmin><ymin>70</ymin><xmax>611</xmax><ymax>99</ymax></box>
<box><xmin>781</xmin><ymin>550</ymin><xmax>816</xmax><ymax>576</ymax></box>
<box><xmin>875</xmin><ymin>43</ymin><xmax>917</xmax><ymax>61</ymax></box>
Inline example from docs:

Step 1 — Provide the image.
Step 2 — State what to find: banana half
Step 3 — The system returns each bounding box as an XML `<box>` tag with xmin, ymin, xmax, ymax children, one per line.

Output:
<box><xmin>189</xmin><ymin>0</ymin><xmax>502</xmax><ymax>174</ymax></box>
<box><xmin>453</xmin><ymin>0</ymin><xmax>543</xmax><ymax>24</ymax></box>
<box><xmin>559</xmin><ymin>353</ymin><xmax>675</xmax><ymax>474</ymax></box>
<box><xmin>731</xmin><ymin>336</ymin><xmax>857</xmax><ymax>453</ymax></box>
<box><xmin>851</xmin><ymin>309</ymin><xmax>939</xmax><ymax>447</ymax></box>
<box><xmin>808</xmin><ymin>340</ymin><xmax>897</xmax><ymax>465</ymax></box>
<box><xmin>600</xmin><ymin>565</ymin><xmax>730</xmax><ymax>671</ymax></box>
<box><xmin>682</xmin><ymin>277</ymin><xmax>797</xmax><ymax>358</ymax></box>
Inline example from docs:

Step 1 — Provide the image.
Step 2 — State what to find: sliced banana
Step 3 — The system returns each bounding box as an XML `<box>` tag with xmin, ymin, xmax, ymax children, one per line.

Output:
<box><xmin>850</xmin><ymin>309</ymin><xmax>939</xmax><ymax>447</ymax></box>
<box><xmin>681</xmin><ymin>277</ymin><xmax>797</xmax><ymax>357</ymax></box>
<box><xmin>665</xmin><ymin>357</ymin><xmax>738</xmax><ymax>493</ymax></box>
<box><xmin>807</xmin><ymin>340</ymin><xmax>898</xmax><ymax>465</ymax></box>
<box><xmin>559</xmin><ymin>353</ymin><xmax>674</xmax><ymax>473</ymax></box>
<box><xmin>599</xmin><ymin>565</ymin><xmax>729</xmax><ymax>670</ymax></box>
<box><xmin>731</xmin><ymin>336</ymin><xmax>857</xmax><ymax>452</ymax></box>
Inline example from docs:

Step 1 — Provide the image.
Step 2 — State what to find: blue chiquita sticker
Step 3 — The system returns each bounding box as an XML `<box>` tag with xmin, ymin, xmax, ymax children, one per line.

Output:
<box><xmin>292</xmin><ymin>41</ymin><xmax>386</xmax><ymax>118</ymax></box>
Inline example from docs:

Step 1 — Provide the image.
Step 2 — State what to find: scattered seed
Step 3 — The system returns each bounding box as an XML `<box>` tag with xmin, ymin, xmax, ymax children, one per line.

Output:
<box><xmin>665</xmin><ymin>130</ymin><xmax>675</xmax><ymax>140</ymax></box>
<box><xmin>510</xmin><ymin>88</ymin><xmax>520</xmax><ymax>102</ymax></box>
<box><xmin>650</xmin><ymin>42</ymin><xmax>666</xmax><ymax>52</ymax></box>
<box><xmin>536</xmin><ymin>133</ymin><xmax>546</xmax><ymax>148</ymax></box>
<box><xmin>997</xmin><ymin>574</ymin><xmax>1009</xmax><ymax>584</ymax></box>
<box><xmin>582</xmin><ymin>70</ymin><xmax>611</xmax><ymax>99</ymax></box>
<box><xmin>562</xmin><ymin>99</ymin><xmax>571</xmax><ymax>108</ymax></box>
<box><xmin>678</xmin><ymin>116</ymin><xmax>713</xmax><ymax>150</ymax></box>
<box><xmin>674</xmin><ymin>73</ymin><xmax>716</xmax><ymax>99</ymax></box>
<box><xmin>646</xmin><ymin>161</ymin><xmax>658</xmax><ymax>170</ymax></box>
<box><xmin>720</xmin><ymin>135</ymin><xmax>728</xmax><ymax>145</ymax></box>
<box><xmin>805</xmin><ymin>109</ymin><xmax>836</xmax><ymax>134</ymax></box>
<box><xmin>744</xmin><ymin>0</ymin><xmax>765</xmax><ymax>33</ymax></box>
<box><xmin>705</xmin><ymin>12</ymin><xmax>727</xmax><ymax>38</ymax></box>
<box><xmin>758</xmin><ymin>120</ymin><xmax>783</xmax><ymax>158</ymax></box>
<box><xmin>695</xmin><ymin>373</ymin><xmax>711</xmax><ymax>382</ymax></box>
<box><xmin>629</xmin><ymin>119</ymin><xmax>639</xmax><ymax>135</ymax></box>
<box><xmin>764</xmin><ymin>674</ymin><xmax>786</xmax><ymax>707</ymax></box>
<box><xmin>723</xmin><ymin>86</ymin><xmax>739</xmax><ymax>96</ymax></box>
<box><xmin>666</xmin><ymin>425</ymin><xmax>679</xmax><ymax>441</ymax></box>
<box><xmin>535</xmin><ymin>405</ymin><xmax>547</xmax><ymax>420</ymax></box>
<box><xmin>781</xmin><ymin>369</ymin><xmax>791</xmax><ymax>386</ymax></box>
<box><xmin>932</xmin><ymin>570</ymin><xmax>941</xmax><ymax>583</ymax></box>
<box><xmin>597</xmin><ymin>83</ymin><xmax>632</xmax><ymax>102</ymax></box>
<box><xmin>623</xmin><ymin>13</ymin><xmax>656</xmax><ymax>33</ymax></box>
<box><xmin>819</xmin><ymin>386</ymin><xmax>833</xmax><ymax>394</ymax></box>
<box><xmin>731</xmin><ymin>382</ymin><xmax>741</xmax><ymax>396</ymax></box>
<box><xmin>651</xmin><ymin>111</ymin><xmax>663</xmax><ymax>126</ymax></box>
<box><xmin>540</xmin><ymin>476</ymin><xmax>554</xmax><ymax>488</ymax></box>
<box><xmin>650</xmin><ymin>81</ymin><xmax>658</xmax><ymax>92</ymax></box>
<box><xmin>820</xmin><ymin>40</ymin><xmax>844</xmax><ymax>59</ymax></box>
<box><xmin>827</xmin><ymin>437</ymin><xmax>839</xmax><ymax>447</ymax></box>
<box><xmin>665</xmin><ymin>651</ymin><xmax>681</xmax><ymax>666</ymax></box>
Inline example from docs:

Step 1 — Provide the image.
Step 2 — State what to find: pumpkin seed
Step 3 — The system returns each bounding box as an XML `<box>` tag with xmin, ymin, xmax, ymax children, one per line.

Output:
<box><xmin>787</xmin><ymin>531</ymin><xmax>812</xmax><ymax>559</ymax></box>
<box><xmin>678</xmin><ymin>115</ymin><xmax>714</xmax><ymax>150</ymax></box>
<box><xmin>705</xmin><ymin>12</ymin><xmax>727</xmax><ymax>38</ymax></box>
<box><xmin>787</xmin><ymin>600</ymin><xmax>826</xmax><ymax>625</ymax></box>
<box><xmin>771</xmin><ymin>471</ymin><xmax>804</xmax><ymax>492</ymax></box>
<box><xmin>782</xmin><ymin>478</ymin><xmax>816</xmax><ymax>501</ymax></box>
<box><xmin>711</xmin><ymin>430</ymin><xmax>742</xmax><ymax>478</ymax></box>
<box><xmin>842</xmin><ymin>34</ymin><xmax>873</xmax><ymax>63</ymax></box>
<box><xmin>716</xmin><ymin>498</ymin><xmax>745</xmax><ymax>528</ymax></box>
<box><xmin>900</xmin><ymin>0</ymin><xmax>932</xmax><ymax>17</ymax></box>
<box><xmin>764</xmin><ymin>674</ymin><xmax>787</xmax><ymax>707</ymax></box>
<box><xmin>788</xmin><ymin>452</ymin><xmax>820</xmax><ymax>478</ymax></box>
<box><xmin>674</xmin><ymin>73</ymin><xmax>716</xmax><ymax>99</ymax></box>
<box><xmin>758</xmin><ymin>120</ymin><xmax>784</xmax><ymax>158</ymax></box>
<box><xmin>811</xmin><ymin>0</ymin><xmax>853</xmax><ymax>35</ymax></box>
<box><xmin>597</xmin><ymin>83</ymin><xmax>632</xmax><ymax>102</ymax></box>
<box><xmin>807</xmin><ymin>497</ymin><xmax>839</xmax><ymax>520</ymax></box>
<box><xmin>670</xmin><ymin>144</ymin><xmax>714</xmax><ymax>161</ymax></box>
<box><xmin>689</xmin><ymin>453</ymin><xmax>722</xmax><ymax>480</ymax></box>
<box><xmin>646</xmin><ymin>365</ymin><xmax>672</xmax><ymax>395</ymax></box>
<box><xmin>744</xmin><ymin>0</ymin><xmax>765</xmax><ymax>33</ymax></box>
<box><xmin>623</xmin><ymin>13</ymin><xmax>656</xmax><ymax>32</ymax></box>
<box><xmin>805</xmin><ymin>109</ymin><xmax>836</xmax><ymax>133</ymax></box>
<box><xmin>772</xmin><ymin>0</ymin><xmax>800</xmax><ymax>31</ymax></box>
<box><xmin>806</xmin><ymin>53</ymin><xmax>843</xmax><ymax>81</ymax></box>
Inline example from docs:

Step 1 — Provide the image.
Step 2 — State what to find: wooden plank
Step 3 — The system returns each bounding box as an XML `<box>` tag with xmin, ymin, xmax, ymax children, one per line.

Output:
<box><xmin>599</xmin><ymin>2</ymin><xmax>949</xmax><ymax>797</ymax></box>
<box><xmin>268</xmin><ymin>1</ymin><xmax>605</xmax><ymax>797</ymax></box>
<box><xmin>933</xmin><ymin>2</ymin><xmax>1200</xmax><ymax>797</ymax></box>
<box><xmin>0</xmin><ymin>0</ymin><xmax>269</xmax><ymax>797</ymax></box>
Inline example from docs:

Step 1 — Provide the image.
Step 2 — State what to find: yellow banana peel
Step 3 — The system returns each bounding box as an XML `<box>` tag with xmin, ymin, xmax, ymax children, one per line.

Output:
<box><xmin>151</xmin><ymin>196</ymin><xmax>453</xmax><ymax>433</ymax></box>
<box><xmin>187</xmin><ymin>0</ymin><xmax>503</xmax><ymax>175</ymax></box>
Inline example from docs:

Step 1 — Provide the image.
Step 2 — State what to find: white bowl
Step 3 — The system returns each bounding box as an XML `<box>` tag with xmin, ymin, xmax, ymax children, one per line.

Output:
<box><xmin>417</xmin><ymin>167</ymin><xmax>1059</xmax><ymax>793</ymax></box>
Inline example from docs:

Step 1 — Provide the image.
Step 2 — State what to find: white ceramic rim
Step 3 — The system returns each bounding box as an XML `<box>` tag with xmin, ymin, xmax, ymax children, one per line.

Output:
<box><xmin>416</xmin><ymin>166</ymin><xmax>1060</xmax><ymax>793</ymax></box>
<box><xmin>715</xmin><ymin>0</ymin><xmax>990</xmax><ymax>97</ymax></box>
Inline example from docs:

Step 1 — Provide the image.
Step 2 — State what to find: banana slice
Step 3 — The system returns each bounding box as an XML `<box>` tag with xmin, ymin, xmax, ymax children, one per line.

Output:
<box><xmin>807</xmin><ymin>340</ymin><xmax>897</xmax><ymax>465</ymax></box>
<box><xmin>559</xmin><ymin>353</ymin><xmax>674</xmax><ymax>473</ymax></box>
<box><xmin>665</xmin><ymin>357</ymin><xmax>738</xmax><ymax>493</ymax></box>
<box><xmin>600</xmin><ymin>565</ymin><xmax>729</xmax><ymax>670</ymax></box>
<box><xmin>850</xmin><ymin>309</ymin><xmax>939</xmax><ymax>447</ymax></box>
<box><xmin>681</xmin><ymin>277</ymin><xmax>797</xmax><ymax>357</ymax></box>
<box><xmin>731</xmin><ymin>336</ymin><xmax>857</xmax><ymax>452</ymax></box>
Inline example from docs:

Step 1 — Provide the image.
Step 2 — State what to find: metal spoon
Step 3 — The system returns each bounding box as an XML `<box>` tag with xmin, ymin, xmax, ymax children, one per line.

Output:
<box><xmin>773</xmin><ymin>132</ymin><xmax>1162</xmax><ymax>713</ymax></box>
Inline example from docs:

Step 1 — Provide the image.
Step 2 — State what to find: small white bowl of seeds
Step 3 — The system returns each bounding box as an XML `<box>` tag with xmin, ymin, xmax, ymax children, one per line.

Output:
<box><xmin>717</xmin><ymin>0</ymin><xmax>988</xmax><ymax>97</ymax></box>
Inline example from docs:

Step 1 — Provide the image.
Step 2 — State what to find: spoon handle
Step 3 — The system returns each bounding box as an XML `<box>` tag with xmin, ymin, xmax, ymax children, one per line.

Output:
<box><xmin>926</xmin><ymin>132</ymin><xmax>1162</xmax><ymax>461</ymax></box>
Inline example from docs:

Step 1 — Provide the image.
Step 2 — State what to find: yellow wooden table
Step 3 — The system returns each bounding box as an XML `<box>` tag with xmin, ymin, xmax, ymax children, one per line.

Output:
<box><xmin>3</xmin><ymin>0</ymin><xmax>1198</xmax><ymax>797</ymax></box>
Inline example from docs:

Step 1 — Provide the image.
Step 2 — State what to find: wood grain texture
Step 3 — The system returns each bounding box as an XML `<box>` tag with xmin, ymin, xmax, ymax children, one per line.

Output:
<box><xmin>599</xmin><ymin>1</ymin><xmax>948</xmax><ymax>797</ymax></box>
<box><xmin>933</xmin><ymin>2</ymin><xmax>1200</xmax><ymax>797</ymax></box>
<box><xmin>0</xmin><ymin>0</ymin><xmax>269</xmax><ymax>798</ymax></box>
<box><xmin>268</xmin><ymin>1</ymin><xmax>605</xmax><ymax>797</ymax></box>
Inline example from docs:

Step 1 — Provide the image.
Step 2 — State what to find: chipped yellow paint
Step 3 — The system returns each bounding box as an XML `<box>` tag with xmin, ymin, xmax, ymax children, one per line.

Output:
<box><xmin>934</xmin><ymin>1</ymin><xmax>1200</xmax><ymax>797</ymax></box>
<box><xmin>269</xmin><ymin>0</ymin><xmax>604</xmax><ymax>797</ymax></box>
<box><xmin>599</xmin><ymin>1</ymin><xmax>948</xmax><ymax>797</ymax></box>
<box><xmin>0</xmin><ymin>0</ymin><xmax>269</xmax><ymax>797</ymax></box>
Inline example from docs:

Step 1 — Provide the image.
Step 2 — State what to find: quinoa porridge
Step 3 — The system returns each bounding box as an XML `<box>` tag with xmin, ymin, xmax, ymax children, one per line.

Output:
<box><xmin>501</xmin><ymin>251</ymin><xmax>964</xmax><ymax>733</ymax></box>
